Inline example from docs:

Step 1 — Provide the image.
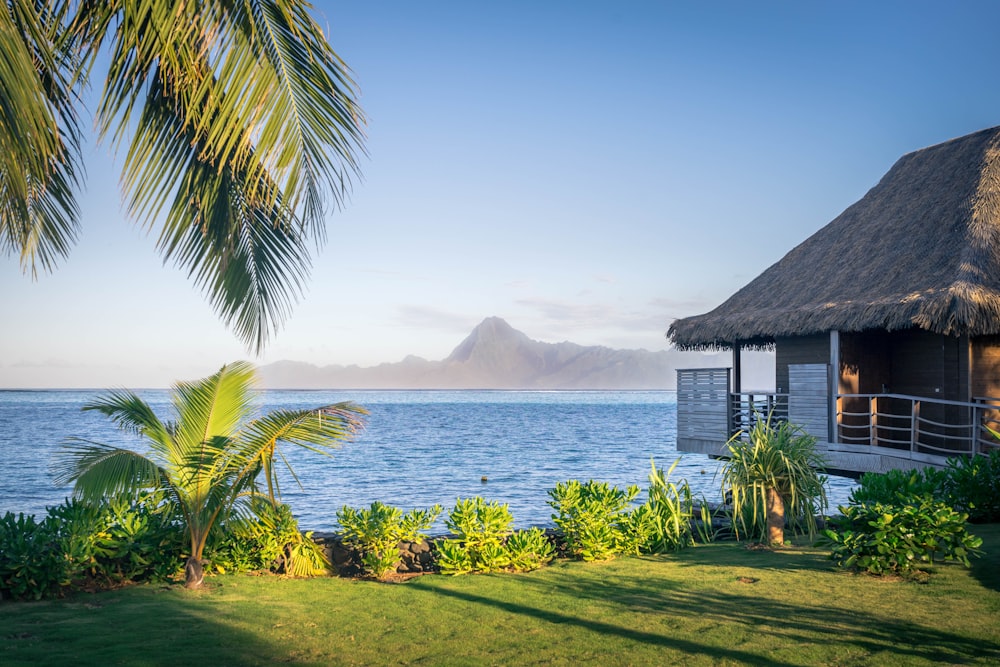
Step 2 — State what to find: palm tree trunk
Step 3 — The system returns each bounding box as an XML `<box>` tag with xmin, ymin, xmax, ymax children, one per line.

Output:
<box><xmin>185</xmin><ymin>528</ymin><xmax>207</xmax><ymax>589</ymax></box>
<box><xmin>185</xmin><ymin>557</ymin><xmax>205</xmax><ymax>589</ymax></box>
<box><xmin>765</xmin><ymin>487</ymin><xmax>785</xmax><ymax>546</ymax></box>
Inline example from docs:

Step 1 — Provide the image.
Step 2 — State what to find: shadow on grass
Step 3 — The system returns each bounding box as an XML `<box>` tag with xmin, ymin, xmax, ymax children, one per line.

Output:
<box><xmin>417</xmin><ymin>580</ymin><xmax>802</xmax><ymax>666</ymax></box>
<box><xmin>968</xmin><ymin>523</ymin><xmax>1000</xmax><ymax>593</ymax></box>
<box><xmin>416</xmin><ymin>551</ymin><xmax>1000</xmax><ymax>666</ymax></box>
<box><xmin>0</xmin><ymin>585</ymin><xmax>284</xmax><ymax>667</ymax></box>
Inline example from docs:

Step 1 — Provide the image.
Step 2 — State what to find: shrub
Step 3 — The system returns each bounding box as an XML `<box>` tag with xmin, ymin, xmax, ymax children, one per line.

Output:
<box><xmin>821</xmin><ymin>498</ymin><xmax>983</xmax><ymax>577</ymax></box>
<box><xmin>437</xmin><ymin>497</ymin><xmax>514</xmax><ymax>574</ymax></box>
<box><xmin>548</xmin><ymin>480</ymin><xmax>645</xmax><ymax>561</ymax></box>
<box><xmin>641</xmin><ymin>458</ymin><xmax>704</xmax><ymax>553</ymax></box>
<box><xmin>0</xmin><ymin>512</ymin><xmax>65</xmax><ymax>600</ymax></box>
<box><xmin>848</xmin><ymin>467</ymin><xmax>948</xmax><ymax>506</ymax></box>
<box><xmin>337</xmin><ymin>501</ymin><xmax>441</xmax><ymax>578</ymax></box>
<box><xmin>0</xmin><ymin>493</ymin><xmax>185</xmax><ymax>600</ymax></box>
<box><xmin>944</xmin><ymin>448</ymin><xmax>1000</xmax><ymax>523</ymax></box>
<box><xmin>504</xmin><ymin>527</ymin><xmax>555</xmax><ymax>572</ymax></box>
<box><xmin>209</xmin><ymin>501</ymin><xmax>330</xmax><ymax>577</ymax></box>
<box><xmin>721</xmin><ymin>414</ymin><xmax>828</xmax><ymax>546</ymax></box>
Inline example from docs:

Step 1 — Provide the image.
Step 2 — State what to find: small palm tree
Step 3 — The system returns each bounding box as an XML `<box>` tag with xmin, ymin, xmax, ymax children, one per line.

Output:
<box><xmin>53</xmin><ymin>361</ymin><xmax>366</xmax><ymax>588</ymax></box>
<box><xmin>720</xmin><ymin>413</ymin><xmax>828</xmax><ymax>547</ymax></box>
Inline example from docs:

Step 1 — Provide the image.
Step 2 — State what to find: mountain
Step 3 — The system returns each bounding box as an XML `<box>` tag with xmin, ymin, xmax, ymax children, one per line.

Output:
<box><xmin>258</xmin><ymin>317</ymin><xmax>773</xmax><ymax>390</ymax></box>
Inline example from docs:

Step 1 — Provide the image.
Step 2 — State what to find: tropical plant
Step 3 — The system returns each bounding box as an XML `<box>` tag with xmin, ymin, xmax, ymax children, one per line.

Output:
<box><xmin>2</xmin><ymin>0</ymin><xmax>365</xmax><ymax>351</ymax></box>
<box><xmin>547</xmin><ymin>480</ymin><xmax>645</xmax><ymax>561</ymax></box>
<box><xmin>720</xmin><ymin>413</ymin><xmax>828</xmax><ymax>546</ymax></box>
<box><xmin>53</xmin><ymin>361</ymin><xmax>366</xmax><ymax>588</ymax></box>
<box><xmin>504</xmin><ymin>527</ymin><xmax>555</xmax><ymax>572</ymax></box>
<box><xmin>337</xmin><ymin>501</ymin><xmax>441</xmax><ymax>579</ymax></box>
<box><xmin>642</xmin><ymin>458</ymin><xmax>703</xmax><ymax>553</ymax></box>
<box><xmin>49</xmin><ymin>492</ymin><xmax>185</xmax><ymax>585</ymax></box>
<box><xmin>848</xmin><ymin>467</ymin><xmax>948</xmax><ymax>506</ymax></box>
<box><xmin>944</xmin><ymin>448</ymin><xmax>1000</xmax><ymax>523</ymax></box>
<box><xmin>209</xmin><ymin>500</ymin><xmax>329</xmax><ymax>577</ymax></box>
<box><xmin>0</xmin><ymin>512</ymin><xmax>65</xmax><ymax>600</ymax></box>
<box><xmin>821</xmin><ymin>498</ymin><xmax>983</xmax><ymax>576</ymax></box>
<box><xmin>437</xmin><ymin>497</ymin><xmax>515</xmax><ymax>574</ymax></box>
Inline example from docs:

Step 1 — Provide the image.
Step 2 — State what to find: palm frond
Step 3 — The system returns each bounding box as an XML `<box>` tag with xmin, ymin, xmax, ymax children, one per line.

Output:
<box><xmin>228</xmin><ymin>402</ymin><xmax>367</xmax><ymax>500</ymax></box>
<box><xmin>172</xmin><ymin>362</ymin><xmax>258</xmax><ymax>455</ymax></box>
<box><xmin>82</xmin><ymin>388</ymin><xmax>167</xmax><ymax>437</ymax></box>
<box><xmin>0</xmin><ymin>0</ymin><xmax>81</xmax><ymax>276</ymax></box>
<box><xmin>86</xmin><ymin>0</ymin><xmax>364</xmax><ymax>352</ymax></box>
<box><xmin>53</xmin><ymin>440</ymin><xmax>164</xmax><ymax>502</ymax></box>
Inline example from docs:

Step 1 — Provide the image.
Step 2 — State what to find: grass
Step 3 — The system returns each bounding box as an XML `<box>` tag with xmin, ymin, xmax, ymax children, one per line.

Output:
<box><xmin>3</xmin><ymin>526</ymin><xmax>1000</xmax><ymax>666</ymax></box>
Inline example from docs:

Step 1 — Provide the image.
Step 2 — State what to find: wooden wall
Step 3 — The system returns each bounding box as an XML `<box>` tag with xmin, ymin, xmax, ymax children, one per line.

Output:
<box><xmin>774</xmin><ymin>334</ymin><xmax>828</xmax><ymax>395</ymax></box>
<box><xmin>972</xmin><ymin>335</ymin><xmax>1000</xmax><ymax>400</ymax></box>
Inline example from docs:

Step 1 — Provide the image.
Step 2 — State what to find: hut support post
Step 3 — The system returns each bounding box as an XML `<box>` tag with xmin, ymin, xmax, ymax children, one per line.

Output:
<box><xmin>869</xmin><ymin>396</ymin><xmax>878</xmax><ymax>447</ymax></box>
<box><xmin>732</xmin><ymin>342</ymin><xmax>742</xmax><ymax>393</ymax></box>
<box><xmin>829</xmin><ymin>330</ymin><xmax>840</xmax><ymax>443</ymax></box>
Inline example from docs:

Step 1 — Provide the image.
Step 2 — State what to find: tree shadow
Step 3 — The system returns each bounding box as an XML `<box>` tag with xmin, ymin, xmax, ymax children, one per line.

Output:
<box><xmin>0</xmin><ymin>585</ymin><xmax>292</xmax><ymax>666</ymax></box>
<box><xmin>968</xmin><ymin>523</ymin><xmax>1000</xmax><ymax>593</ymax></box>
<box><xmin>415</xmin><ymin>553</ymin><xmax>1000</xmax><ymax>665</ymax></box>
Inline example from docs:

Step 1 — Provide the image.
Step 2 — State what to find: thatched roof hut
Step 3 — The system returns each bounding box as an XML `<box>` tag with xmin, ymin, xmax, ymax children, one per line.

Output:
<box><xmin>668</xmin><ymin>126</ymin><xmax>1000</xmax><ymax>350</ymax></box>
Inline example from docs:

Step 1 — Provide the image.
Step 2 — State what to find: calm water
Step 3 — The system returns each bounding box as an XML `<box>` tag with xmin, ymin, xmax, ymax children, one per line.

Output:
<box><xmin>0</xmin><ymin>389</ymin><xmax>856</xmax><ymax>531</ymax></box>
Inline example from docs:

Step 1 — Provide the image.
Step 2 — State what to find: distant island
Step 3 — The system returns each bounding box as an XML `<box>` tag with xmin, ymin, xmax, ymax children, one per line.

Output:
<box><xmin>259</xmin><ymin>317</ymin><xmax>773</xmax><ymax>390</ymax></box>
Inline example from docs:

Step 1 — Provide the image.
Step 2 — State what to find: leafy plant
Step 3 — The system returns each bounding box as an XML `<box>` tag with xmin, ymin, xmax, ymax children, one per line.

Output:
<box><xmin>48</xmin><ymin>492</ymin><xmax>184</xmax><ymax>585</ymax></box>
<box><xmin>944</xmin><ymin>448</ymin><xmax>1000</xmax><ymax>523</ymax></box>
<box><xmin>821</xmin><ymin>498</ymin><xmax>983</xmax><ymax>576</ymax></box>
<box><xmin>504</xmin><ymin>528</ymin><xmax>555</xmax><ymax>572</ymax></box>
<box><xmin>848</xmin><ymin>467</ymin><xmax>948</xmax><ymax>506</ymax></box>
<box><xmin>437</xmin><ymin>497</ymin><xmax>514</xmax><ymax>574</ymax></box>
<box><xmin>720</xmin><ymin>413</ymin><xmax>828</xmax><ymax>546</ymax></box>
<box><xmin>0</xmin><ymin>512</ymin><xmax>64</xmax><ymax>600</ymax></box>
<box><xmin>547</xmin><ymin>480</ymin><xmax>643</xmax><ymax>561</ymax></box>
<box><xmin>53</xmin><ymin>362</ymin><xmax>366</xmax><ymax>588</ymax></box>
<box><xmin>209</xmin><ymin>501</ymin><xmax>330</xmax><ymax>577</ymax></box>
<box><xmin>337</xmin><ymin>501</ymin><xmax>441</xmax><ymax>578</ymax></box>
<box><xmin>642</xmin><ymin>458</ymin><xmax>704</xmax><ymax>553</ymax></box>
<box><xmin>434</xmin><ymin>539</ymin><xmax>475</xmax><ymax>575</ymax></box>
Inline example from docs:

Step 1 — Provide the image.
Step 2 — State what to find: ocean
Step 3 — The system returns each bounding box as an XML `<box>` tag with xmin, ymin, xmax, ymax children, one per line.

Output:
<box><xmin>0</xmin><ymin>389</ymin><xmax>857</xmax><ymax>531</ymax></box>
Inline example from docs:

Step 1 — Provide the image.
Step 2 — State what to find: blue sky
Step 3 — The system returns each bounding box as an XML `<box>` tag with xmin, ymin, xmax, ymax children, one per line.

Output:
<box><xmin>4</xmin><ymin>0</ymin><xmax>1000</xmax><ymax>387</ymax></box>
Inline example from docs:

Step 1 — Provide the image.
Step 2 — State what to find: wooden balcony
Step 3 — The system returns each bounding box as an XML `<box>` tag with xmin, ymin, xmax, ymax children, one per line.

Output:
<box><xmin>676</xmin><ymin>368</ymin><xmax>1000</xmax><ymax>476</ymax></box>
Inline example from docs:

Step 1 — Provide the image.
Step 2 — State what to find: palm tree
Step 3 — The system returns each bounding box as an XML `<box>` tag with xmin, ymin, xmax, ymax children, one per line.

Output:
<box><xmin>53</xmin><ymin>361</ymin><xmax>367</xmax><ymax>588</ymax></box>
<box><xmin>720</xmin><ymin>413</ymin><xmax>828</xmax><ymax>547</ymax></box>
<box><xmin>1</xmin><ymin>0</ymin><xmax>365</xmax><ymax>352</ymax></box>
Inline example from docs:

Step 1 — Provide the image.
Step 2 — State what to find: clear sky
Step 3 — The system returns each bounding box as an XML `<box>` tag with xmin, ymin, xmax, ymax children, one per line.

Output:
<box><xmin>4</xmin><ymin>0</ymin><xmax>1000</xmax><ymax>388</ymax></box>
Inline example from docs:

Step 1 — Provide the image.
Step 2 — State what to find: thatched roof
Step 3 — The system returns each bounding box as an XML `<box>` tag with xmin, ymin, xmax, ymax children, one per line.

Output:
<box><xmin>668</xmin><ymin>126</ymin><xmax>1000</xmax><ymax>349</ymax></box>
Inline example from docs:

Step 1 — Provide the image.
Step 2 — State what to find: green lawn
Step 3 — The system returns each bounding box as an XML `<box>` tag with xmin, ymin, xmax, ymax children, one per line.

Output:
<box><xmin>4</xmin><ymin>526</ymin><xmax>999</xmax><ymax>666</ymax></box>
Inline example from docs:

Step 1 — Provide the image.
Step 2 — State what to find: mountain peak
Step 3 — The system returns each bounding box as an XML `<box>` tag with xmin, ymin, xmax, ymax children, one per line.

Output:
<box><xmin>257</xmin><ymin>316</ymin><xmax>774</xmax><ymax>389</ymax></box>
<box><xmin>446</xmin><ymin>317</ymin><xmax>530</xmax><ymax>363</ymax></box>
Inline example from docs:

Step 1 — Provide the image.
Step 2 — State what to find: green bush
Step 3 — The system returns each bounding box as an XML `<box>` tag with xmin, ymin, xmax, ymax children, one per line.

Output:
<box><xmin>504</xmin><ymin>527</ymin><xmax>555</xmax><ymax>572</ymax></box>
<box><xmin>944</xmin><ymin>449</ymin><xmax>1000</xmax><ymax>523</ymax></box>
<box><xmin>436</xmin><ymin>499</ymin><xmax>555</xmax><ymax>575</ymax></box>
<box><xmin>641</xmin><ymin>458</ymin><xmax>706</xmax><ymax>553</ymax></box>
<box><xmin>0</xmin><ymin>512</ymin><xmax>65</xmax><ymax>600</ymax></box>
<box><xmin>548</xmin><ymin>480</ymin><xmax>645</xmax><ymax>561</ymax></box>
<box><xmin>0</xmin><ymin>494</ymin><xmax>185</xmax><ymax>600</ymax></box>
<box><xmin>48</xmin><ymin>493</ymin><xmax>184</xmax><ymax>585</ymax></box>
<box><xmin>821</xmin><ymin>498</ymin><xmax>983</xmax><ymax>577</ymax></box>
<box><xmin>337</xmin><ymin>501</ymin><xmax>441</xmax><ymax>578</ymax></box>
<box><xmin>437</xmin><ymin>497</ymin><xmax>514</xmax><ymax>574</ymax></box>
<box><xmin>209</xmin><ymin>501</ymin><xmax>330</xmax><ymax>577</ymax></box>
<box><xmin>848</xmin><ymin>467</ymin><xmax>948</xmax><ymax>506</ymax></box>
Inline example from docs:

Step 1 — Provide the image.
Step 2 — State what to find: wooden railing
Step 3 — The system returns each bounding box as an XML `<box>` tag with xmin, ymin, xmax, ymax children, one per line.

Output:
<box><xmin>729</xmin><ymin>391</ymin><xmax>789</xmax><ymax>437</ymax></box>
<box><xmin>836</xmin><ymin>393</ymin><xmax>1000</xmax><ymax>457</ymax></box>
<box><xmin>677</xmin><ymin>368</ymin><xmax>1000</xmax><ymax>461</ymax></box>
